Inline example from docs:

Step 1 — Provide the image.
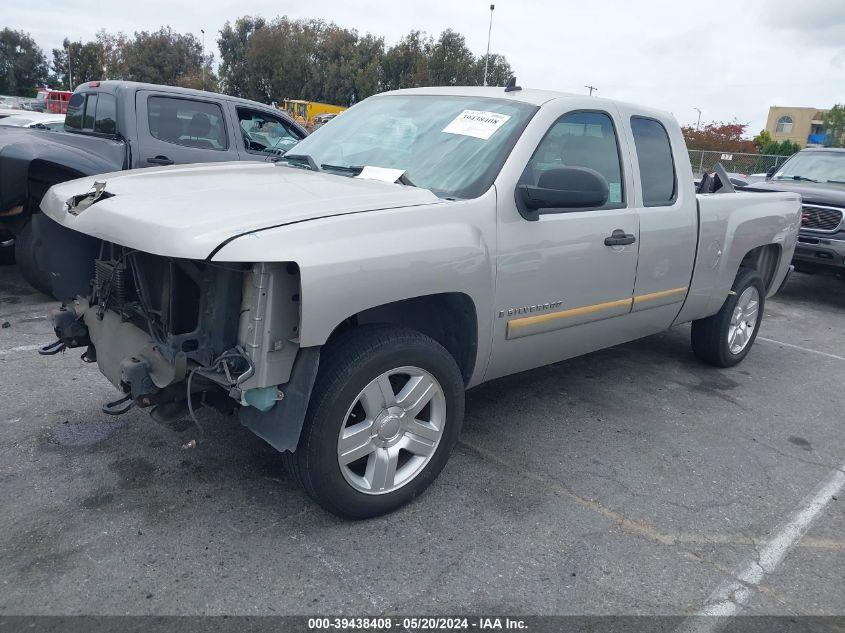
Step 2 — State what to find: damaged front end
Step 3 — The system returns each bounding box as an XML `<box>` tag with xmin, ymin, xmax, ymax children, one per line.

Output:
<box><xmin>49</xmin><ymin>244</ymin><xmax>318</xmax><ymax>451</ymax></box>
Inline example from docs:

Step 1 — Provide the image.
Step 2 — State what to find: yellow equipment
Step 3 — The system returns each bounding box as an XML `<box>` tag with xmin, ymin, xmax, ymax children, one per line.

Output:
<box><xmin>281</xmin><ymin>100</ymin><xmax>346</xmax><ymax>127</ymax></box>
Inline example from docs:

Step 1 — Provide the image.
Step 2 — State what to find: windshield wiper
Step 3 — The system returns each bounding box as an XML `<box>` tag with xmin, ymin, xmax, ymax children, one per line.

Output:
<box><xmin>279</xmin><ymin>153</ymin><xmax>320</xmax><ymax>171</ymax></box>
<box><xmin>321</xmin><ymin>163</ymin><xmax>362</xmax><ymax>175</ymax></box>
<box><xmin>826</xmin><ymin>180</ymin><xmax>845</xmax><ymax>185</ymax></box>
<box><xmin>779</xmin><ymin>175</ymin><xmax>819</xmax><ymax>183</ymax></box>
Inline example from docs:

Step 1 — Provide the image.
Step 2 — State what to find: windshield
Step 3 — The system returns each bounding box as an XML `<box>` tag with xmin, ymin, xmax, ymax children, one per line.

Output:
<box><xmin>774</xmin><ymin>151</ymin><xmax>845</xmax><ymax>184</ymax></box>
<box><xmin>285</xmin><ymin>94</ymin><xmax>538</xmax><ymax>198</ymax></box>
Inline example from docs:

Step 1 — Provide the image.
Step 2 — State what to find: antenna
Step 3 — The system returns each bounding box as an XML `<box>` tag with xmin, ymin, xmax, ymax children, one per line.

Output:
<box><xmin>504</xmin><ymin>77</ymin><xmax>522</xmax><ymax>93</ymax></box>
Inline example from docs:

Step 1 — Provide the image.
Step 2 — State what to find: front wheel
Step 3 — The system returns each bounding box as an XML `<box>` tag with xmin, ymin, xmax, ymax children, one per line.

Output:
<box><xmin>14</xmin><ymin>218</ymin><xmax>52</xmax><ymax>296</ymax></box>
<box><xmin>283</xmin><ymin>325</ymin><xmax>465</xmax><ymax>519</ymax></box>
<box><xmin>691</xmin><ymin>267</ymin><xmax>765</xmax><ymax>367</ymax></box>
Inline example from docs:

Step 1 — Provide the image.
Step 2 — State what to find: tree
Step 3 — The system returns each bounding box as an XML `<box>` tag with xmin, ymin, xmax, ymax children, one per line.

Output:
<box><xmin>752</xmin><ymin>129</ymin><xmax>800</xmax><ymax>157</ymax></box>
<box><xmin>428</xmin><ymin>29</ymin><xmax>476</xmax><ymax>85</ymax></box>
<box><xmin>0</xmin><ymin>28</ymin><xmax>47</xmax><ymax>96</ymax></box>
<box><xmin>476</xmin><ymin>53</ymin><xmax>513</xmax><ymax>87</ymax></box>
<box><xmin>382</xmin><ymin>31</ymin><xmax>433</xmax><ymax>91</ymax></box>
<box><xmin>681</xmin><ymin>121</ymin><xmax>756</xmax><ymax>153</ymax></box>
<box><xmin>51</xmin><ymin>37</ymin><xmax>109</xmax><ymax>89</ymax></box>
<box><xmin>822</xmin><ymin>104</ymin><xmax>845</xmax><ymax>148</ymax></box>
<box><xmin>349</xmin><ymin>34</ymin><xmax>384</xmax><ymax>103</ymax></box>
<box><xmin>213</xmin><ymin>16</ymin><xmax>516</xmax><ymax>105</ymax></box>
<box><xmin>120</xmin><ymin>27</ymin><xmax>216</xmax><ymax>90</ymax></box>
<box><xmin>218</xmin><ymin>16</ymin><xmax>266</xmax><ymax>97</ymax></box>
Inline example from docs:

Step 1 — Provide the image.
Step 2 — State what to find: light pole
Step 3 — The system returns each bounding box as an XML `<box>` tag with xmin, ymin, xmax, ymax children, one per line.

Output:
<box><xmin>65</xmin><ymin>43</ymin><xmax>73</xmax><ymax>90</ymax></box>
<box><xmin>483</xmin><ymin>4</ymin><xmax>494</xmax><ymax>87</ymax></box>
<box><xmin>200</xmin><ymin>29</ymin><xmax>205</xmax><ymax>90</ymax></box>
<box><xmin>585</xmin><ymin>84</ymin><xmax>597</xmax><ymax>96</ymax></box>
<box><xmin>694</xmin><ymin>107</ymin><xmax>701</xmax><ymax>131</ymax></box>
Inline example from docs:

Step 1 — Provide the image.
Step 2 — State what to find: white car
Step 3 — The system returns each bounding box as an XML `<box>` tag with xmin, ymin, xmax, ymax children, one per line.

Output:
<box><xmin>0</xmin><ymin>112</ymin><xmax>65</xmax><ymax>131</ymax></box>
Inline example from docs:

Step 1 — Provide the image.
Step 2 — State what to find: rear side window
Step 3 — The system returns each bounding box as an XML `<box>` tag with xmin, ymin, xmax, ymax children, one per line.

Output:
<box><xmin>82</xmin><ymin>93</ymin><xmax>98</xmax><ymax>131</ymax></box>
<box><xmin>147</xmin><ymin>96</ymin><xmax>227</xmax><ymax>150</ymax></box>
<box><xmin>631</xmin><ymin>117</ymin><xmax>677</xmax><ymax>207</ymax></box>
<box><xmin>94</xmin><ymin>94</ymin><xmax>117</xmax><ymax>135</ymax></box>
<box><xmin>64</xmin><ymin>93</ymin><xmax>84</xmax><ymax>130</ymax></box>
<box><xmin>65</xmin><ymin>92</ymin><xmax>118</xmax><ymax>135</ymax></box>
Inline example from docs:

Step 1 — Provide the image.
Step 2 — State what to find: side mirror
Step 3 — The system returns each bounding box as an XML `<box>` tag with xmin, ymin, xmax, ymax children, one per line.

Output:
<box><xmin>766</xmin><ymin>165</ymin><xmax>777</xmax><ymax>180</ymax></box>
<box><xmin>516</xmin><ymin>167</ymin><xmax>609</xmax><ymax>220</ymax></box>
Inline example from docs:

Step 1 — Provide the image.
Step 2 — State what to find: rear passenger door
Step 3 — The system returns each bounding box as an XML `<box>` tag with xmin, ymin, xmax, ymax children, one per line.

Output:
<box><xmin>620</xmin><ymin>113</ymin><xmax>697</xmax><ymax>329</ymax></box>
<box><xmin>135</xmin><ymin>91</ymin><xmax>240</xmax><ymax>167</ymax></box>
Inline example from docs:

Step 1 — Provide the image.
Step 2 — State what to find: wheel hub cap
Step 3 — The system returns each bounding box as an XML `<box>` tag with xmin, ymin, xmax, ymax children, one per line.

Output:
<box><xmin>337</xmin><ymin>366</ymin><xmax>447</xmax><ymax>495</ymax></box>
<box><xmin>728</xmin><ymin>286</ymin><xmax>760</xmax><ymax>355</ymax></box>
<box><xmin>376</xmin><ymin>412</ymin><xmax>402</xmax><ymax>441</ymax></box>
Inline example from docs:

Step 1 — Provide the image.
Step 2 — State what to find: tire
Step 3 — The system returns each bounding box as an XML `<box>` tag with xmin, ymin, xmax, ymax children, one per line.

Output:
<box><xmin>691</xmin><ymin>267</ymin><xmax>765</xmax><ymax>367</ymax></box>
<box><xmin>283</xmin><ymin>325</ymin><xmax>465</xmax><ymax>519</ymax></box>
<box><xmin>14</xmin><ymin>218</ymin><xmax>52</xmax><ymax>296</ymax></box>
<box><xmin>0</xmin><ymin>235</ymin><xmax>14</xmax><ymax>266</ymax></box>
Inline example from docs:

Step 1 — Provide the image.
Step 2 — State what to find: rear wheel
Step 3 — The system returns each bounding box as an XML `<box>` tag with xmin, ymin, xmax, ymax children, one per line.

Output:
<box><xmin>691</xmin><ymin>267</ymin><xmax>765</xmax><ymax>367</ymax></box>
<box><xmin>283</xmin><ymin>325</ymin><xmax>465</xmax><ymax>519</ymax></box>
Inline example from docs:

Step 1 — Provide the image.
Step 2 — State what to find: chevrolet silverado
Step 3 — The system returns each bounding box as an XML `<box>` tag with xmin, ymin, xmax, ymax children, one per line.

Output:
<box><xmin>39</xmin><ymin>85</ymin><xmax>800</xmax><ymax>518</ymax></box>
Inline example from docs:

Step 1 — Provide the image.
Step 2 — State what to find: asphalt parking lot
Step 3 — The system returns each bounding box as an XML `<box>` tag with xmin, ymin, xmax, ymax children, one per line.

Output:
<box><xmin>0</xmin><ymin>263</ymin><xmax>843</xmax><ymax>618</ymax></box>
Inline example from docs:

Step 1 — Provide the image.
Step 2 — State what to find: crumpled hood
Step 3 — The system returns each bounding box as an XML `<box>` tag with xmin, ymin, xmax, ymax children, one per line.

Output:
<box><xmin>41</xmin><ymin>161</ymin><xmax>441</xmax><ymax>260</ymax></box>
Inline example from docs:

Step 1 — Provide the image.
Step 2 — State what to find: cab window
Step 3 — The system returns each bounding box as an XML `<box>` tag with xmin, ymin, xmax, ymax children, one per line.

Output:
<box><xmin>522</xmin><ymin>111</ymin><xmax>625</xmax><ymax>207</ymax></box>
<box><xmin>237</xmin><ymin>108</ymin><xmax>303</xmax><ymax>155</ymax></box>
<box><xmin>631</xmin><ymin>117</ymin><xmax>677</xmax><ymax>207</ymax></box>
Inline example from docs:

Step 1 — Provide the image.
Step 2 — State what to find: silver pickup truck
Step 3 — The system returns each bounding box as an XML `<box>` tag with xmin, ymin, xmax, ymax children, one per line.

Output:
<box><xmin>40</xmin><ymin>85</ymin><xmax>800</xmax><ymax>518</ymax></box>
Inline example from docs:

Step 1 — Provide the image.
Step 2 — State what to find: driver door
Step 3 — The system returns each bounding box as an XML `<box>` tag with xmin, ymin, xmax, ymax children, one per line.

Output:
<box><xmin>485</xmin><ymin>107</ymin><xmax>641</xmax><ymax>381</ymax></box>
<box><xmin>233</xmin><ymin>106</ymin><xmax>305</xmax><ymax>160</ymax></box>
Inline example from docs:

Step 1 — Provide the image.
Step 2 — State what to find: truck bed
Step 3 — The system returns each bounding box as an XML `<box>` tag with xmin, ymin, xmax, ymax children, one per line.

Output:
<box><xmin>675</xmin><ymin>190</ymin><xmax>801</xmax><ymax>326</ymax></box>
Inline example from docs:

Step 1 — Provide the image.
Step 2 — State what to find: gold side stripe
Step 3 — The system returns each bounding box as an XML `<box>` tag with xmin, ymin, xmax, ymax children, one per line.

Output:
<box><xmin>507</xmin><ymin>286</ymin><xmax>688</xmax><ymax>332</ymax></box>
<box><xmin>508</xmin><ymin>297</ymin><xmax>633</xmax><ymax>330</ymax></box>
<box><xmin>632</xmin><ymin>287</ymin><xmax>688</xmax><ymax>305</ymax></box>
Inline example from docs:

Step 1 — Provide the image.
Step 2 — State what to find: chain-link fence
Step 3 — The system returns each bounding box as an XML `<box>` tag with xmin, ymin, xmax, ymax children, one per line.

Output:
<box><xmin>688</xmin><ymin>150</ymin><xmax>792</xmax><ymax>178</ymax></box>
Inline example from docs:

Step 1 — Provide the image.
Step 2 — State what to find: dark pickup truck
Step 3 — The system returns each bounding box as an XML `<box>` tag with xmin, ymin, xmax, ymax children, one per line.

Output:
<box><xmin>0</xmin><ymin>81</ymin><xmax>307</xmax><ymax>293</ymax></box>
<box><xmin>748</xmin><ymin>148</ymin><xmax>845</xmax><ymax>274</ymax></box>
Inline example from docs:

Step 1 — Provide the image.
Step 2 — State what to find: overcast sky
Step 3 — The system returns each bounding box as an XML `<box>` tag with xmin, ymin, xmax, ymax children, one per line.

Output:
<box><xmin>7</xmin><ymin>0</ymin><xmax>845</xmax><ymax>133</ymax></box>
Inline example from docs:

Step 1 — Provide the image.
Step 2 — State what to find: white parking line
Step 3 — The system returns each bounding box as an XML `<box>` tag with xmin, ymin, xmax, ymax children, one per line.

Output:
<box><xmin>758</xmin><ymin>336</ymin><xmax>845</xmax><ymax>362</ymax></box>
<box><xmin>677</xmin><ymin>463</ymin><xmax>845</xmax><ymax>632</ymax></box>
<box><xmin>0</xmin><ymin>344</ymin><xmax>42</xmax><ymax>356</ymax></box>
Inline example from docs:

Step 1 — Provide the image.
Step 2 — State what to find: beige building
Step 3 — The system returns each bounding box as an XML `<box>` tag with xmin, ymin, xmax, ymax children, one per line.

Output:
<box><xmin>765</xmin><ymin>106</ymin><xmax>828</xmax><ymax>147</ymax></box>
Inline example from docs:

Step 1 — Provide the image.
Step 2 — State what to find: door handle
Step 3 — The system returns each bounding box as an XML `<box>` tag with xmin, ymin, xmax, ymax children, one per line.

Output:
<box><xmin>147</xmin><ymin>155</ymin><xmax>174</xmax><ymax>165</ymax></box>
<box><xmin>604</xmin><ymin>230</ymin><xmax>636</xmax><ymax>246</ymax></box>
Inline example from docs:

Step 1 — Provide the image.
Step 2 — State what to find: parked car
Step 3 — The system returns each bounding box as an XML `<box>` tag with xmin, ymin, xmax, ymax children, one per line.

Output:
<box><xmin>0</xmin><ymin>112</ymin><xmax>66</xmax><ymax>131</ymax></box>
<box><xmin>0</xmin><ymin>107</ymin><xmax>24</xmax><ymax>119</ymax></box>
<box><xmin>312</xmin><ymin>112</ymin><xmax>338</xmax><ymax>128</ymax></box>
<box><xmin>0</xmin><ymin>80</ymin><xmax>308</xmax><ymax>293</ymax></box>
<box><xmin>41</xmin><ymin>85</ymin><xmax>799</xmax><ymax>519</ymax></box>
<box><xmin>745</xmin><ymin>148</ymin><xmax>845</xmax><ymax>274</ymax></box>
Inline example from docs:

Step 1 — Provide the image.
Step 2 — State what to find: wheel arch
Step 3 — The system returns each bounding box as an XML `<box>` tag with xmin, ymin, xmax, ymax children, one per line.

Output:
<box><xmin>27</xmin><ymin>159</ymin><xmax>86</xmax><ymax>211</ymax></box>
<box><xmin>326</xmin><ymin>292</ymin><xmax>479</xmax><ymax>386</ymax></box>
<box><xmin>738</xmin><ymin>243</ymin><xmax>782</xmax><ymax>293</ymax></box>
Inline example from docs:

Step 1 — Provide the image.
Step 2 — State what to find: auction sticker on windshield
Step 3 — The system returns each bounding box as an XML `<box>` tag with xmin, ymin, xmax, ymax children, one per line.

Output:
<box><xmin>442</xmin><ymin>110</ymin><xmax>511</xmax><ymax>140</ymax></box>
